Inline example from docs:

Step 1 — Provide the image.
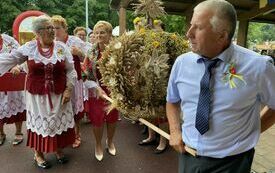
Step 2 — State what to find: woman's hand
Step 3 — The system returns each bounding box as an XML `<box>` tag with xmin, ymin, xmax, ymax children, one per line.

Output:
<box><xmin>71</xmin><ymin>46</ymin><xmax>83</xmax><ymax>57</ymax></box>
<box><xmin>61</xmin><ymin>87</ymin><xmax>72</xmax><ymax>105</ymax></box>
<box><xmin>10</xmin><ymin>65</ymin><xmax>21</xmax><ymax>76</ymax></box>
<box><xmin>96</xmin><ymin>87</ymin><xmax>107</xmax><ymax>99</ymax></box>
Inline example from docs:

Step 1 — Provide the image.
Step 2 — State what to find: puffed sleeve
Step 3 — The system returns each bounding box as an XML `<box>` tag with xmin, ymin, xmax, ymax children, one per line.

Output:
<box><xmin>0</xmin><ymin>46</ymin><xmax>27</xmax><ymax>76</ymax></box>
<box><xmin>9</xmin><ymin>36</ymin><xmax>20</xmax><ymax>50</ymax></box>
<box><xmin>63</xmin><ymin>44</ymin><xmax>77</xmax><ymax>89</ymax></box>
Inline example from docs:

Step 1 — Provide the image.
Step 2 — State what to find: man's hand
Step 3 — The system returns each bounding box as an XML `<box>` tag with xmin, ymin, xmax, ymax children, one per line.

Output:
<box><xmin>169</xmin><ymin>131</ymin><xmax>186</xmax><ymax>153</ymax></box>
<box><xmin>61</xmin><ymin>87</ymin><xmax>72</xmax><ymax>105</ymax></box>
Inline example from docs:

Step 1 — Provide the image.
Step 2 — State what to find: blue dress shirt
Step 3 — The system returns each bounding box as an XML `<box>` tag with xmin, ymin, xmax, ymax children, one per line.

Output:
<box><xmin>166</xmin><ymin>43</ymin><xmax>275</xmax><ymax>158</ymax></box>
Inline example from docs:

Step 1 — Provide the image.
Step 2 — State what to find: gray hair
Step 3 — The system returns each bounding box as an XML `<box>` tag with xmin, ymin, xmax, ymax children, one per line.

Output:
<box><xmin>194</xmin><ymin>0</ymin><xmax>237</xmax><ymax>40</ymax></box>
<box><xmin>32</xmin><ymin>15</ymin><xmax>51</xmax><ymax>33</ymax></box>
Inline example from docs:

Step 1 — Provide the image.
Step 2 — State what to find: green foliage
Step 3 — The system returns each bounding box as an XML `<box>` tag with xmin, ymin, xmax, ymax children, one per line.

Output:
<box><xmin>1</xmin><ymin>0</ymin><xmax>273</xmax><ymax>43</ymax></box>
<box><xmin>0</xmin><ymin>0</ymin><xmax>119</xmax><ymax>35</ymax></box>
<box><xmin>160</xmin><ymin>15</ymin><xmax>187</xmax><ymax>35</ymax></box>
<box><xmin>247</xmin><ymin>22</ymin><xmax>275</xmax><ymax>48</ymax></box>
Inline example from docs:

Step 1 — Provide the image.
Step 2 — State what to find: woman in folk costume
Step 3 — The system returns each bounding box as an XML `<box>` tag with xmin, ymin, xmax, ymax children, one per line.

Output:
<box><xmin>51</xmin><ymin>15</ymin><xmax>85</xmax><ymax>148</ymax></box>
<box><xmin>0</xmin><ymin>33</ymin><xmax>26</xmax><ymax>146</ymax></box>
<box><xmin>83</xmin><ymin>21</ymin><xmax>119</xmax><ymax>161</ymax></box>
<box><xmin>0</xmin><ymin>15</ymin><xmax>77</xmax><ymax>169</ymax></box>
<box><xmin>73</xmin><ymin>26</ymin><xmax>93</xmax><ymax>122</ymax></box>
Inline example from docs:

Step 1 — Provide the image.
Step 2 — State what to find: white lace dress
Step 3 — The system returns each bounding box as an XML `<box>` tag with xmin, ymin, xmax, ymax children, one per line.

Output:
<box><xmin>0</xmin><ymin>34</ymin><xmax>26</xmax><ymax>121</ymax></box>
<box><xmin>0</xmin><ymin>40</ymin><xmax>77</xmax><ymax>137</ymax></box>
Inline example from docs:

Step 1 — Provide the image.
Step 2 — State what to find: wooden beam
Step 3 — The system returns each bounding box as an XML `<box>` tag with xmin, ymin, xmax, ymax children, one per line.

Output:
<box><xmin>238</xmin><ymin>3</ymin><xmax>275</xmax><ymax>20</ymax></box>
<box><xmin>120</xmin><ymin>0</ymin><xmax>131</xmax><ymax>8</ymax></box>
<box><xmin>237</xmin><ymin>20</ymin><xmax>249</xmax><ymax>47</ymax></box>
<box><xmin>119</xmin><ymin>6</ymin><xmax>127</xmax><ymax>35</ymax></box>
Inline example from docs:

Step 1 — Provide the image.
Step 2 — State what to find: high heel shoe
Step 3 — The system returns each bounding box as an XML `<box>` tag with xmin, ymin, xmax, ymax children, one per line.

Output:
<box><xmin>0</xmin><ymin>134</ymin><xmax>6</xmax><ymax>146</ymax></box>
<box><xmin>138</xmin><ymin>139</ymin><xmax>157</xmax><ymax>146</ymax></box>
<box><xmin>34</xmin><ymin>157</ymin><xmax>51</xmax><ymax>169</ymax></box>
<box><xmin>154</xmin><ymin>145</ymin><xmax>168</xmax><ymax>154</ymax></box>
<box><xmin>106</xmin><ymin>140</ymin><xmax>116</xmax><ymax>156</ymax></box>
<box><xmin>95</xmin><ymin>147</ymin><xmax>103</xmax><ymax>161</ymax></box>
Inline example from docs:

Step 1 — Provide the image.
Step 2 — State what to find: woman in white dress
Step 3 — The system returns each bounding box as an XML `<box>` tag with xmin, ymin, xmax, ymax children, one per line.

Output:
<box><xmin>51</xmin><ymin>15</ymin><xmax>86</xmax><ymax>148</ymax></box>
<box><xmin>0</xmin><ymin>33</ymin><xmax>26</xmax><ymax>146</ymax></box>
<box><xmin>0</xmin><ymin>15</ymin><xmax>77</xmax><ymax>169</ymax></box>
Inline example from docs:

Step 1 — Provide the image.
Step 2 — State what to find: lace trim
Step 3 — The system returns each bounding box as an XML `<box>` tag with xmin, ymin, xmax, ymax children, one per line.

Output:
<box><xmin>26</xmin><ymin>107</ymin><xmax>75</xmax><ymax>137</ymax></box>
<box><xmin>18</xmin><ymin>40</ymin><xmax>74</xmax><ymax>65</ymax></box>
<box><xmin>71</xmin><ymin>80</ymin><xmax>84</xmax><ymax>114</ymax></box>
<box><xmin>0</xmin><ymin>92</ymin><xmax>26</xmax><ymax>119</ymax></box>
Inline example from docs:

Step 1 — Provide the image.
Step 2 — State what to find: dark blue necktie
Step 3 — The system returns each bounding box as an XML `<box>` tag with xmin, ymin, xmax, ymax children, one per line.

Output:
<box><xmin>195</xmin><ymin>59</ymin><xmax>220</xmax><ymax>135</ymax></box>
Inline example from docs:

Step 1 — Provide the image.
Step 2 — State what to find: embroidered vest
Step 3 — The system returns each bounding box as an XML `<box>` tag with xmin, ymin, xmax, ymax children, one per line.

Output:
<box><xmin>26</xmin><ymin>60</ymin><xmax>67</xmax><ymax>95</ymax></box>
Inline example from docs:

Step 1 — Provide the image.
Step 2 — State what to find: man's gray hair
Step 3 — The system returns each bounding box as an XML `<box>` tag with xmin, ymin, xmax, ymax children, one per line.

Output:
<box><xmin>194</xmin><ymin>0</ymin><xmax>237</xmax><ymax>40</ymax></box>
<box><xmin>32</xmin><ymin>15</ymin><xmax>51</xmax><ymax>33</ymax></box>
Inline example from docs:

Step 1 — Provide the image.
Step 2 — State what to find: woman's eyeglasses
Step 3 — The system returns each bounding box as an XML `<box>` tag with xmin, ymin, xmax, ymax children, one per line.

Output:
<box><xmin>38</xmin><ymin>26</ymin><xmax>55</xmax><ymax>31</ymax></box>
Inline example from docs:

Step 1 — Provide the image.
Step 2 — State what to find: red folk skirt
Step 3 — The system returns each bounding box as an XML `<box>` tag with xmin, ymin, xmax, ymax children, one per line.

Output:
<box><xmin>0</xmin><ymin>111</ymin><xmax>26</xmax><ymax>125</ymax></box>
<box><xmin>26</xmin><ymin>128</ymin><xmax>75</xmax><ymax>153</ymax></box>
<box><xmin>74</xmin><ymin>111</ymin><xmax>85</xmax><ymax>122</ymax></box>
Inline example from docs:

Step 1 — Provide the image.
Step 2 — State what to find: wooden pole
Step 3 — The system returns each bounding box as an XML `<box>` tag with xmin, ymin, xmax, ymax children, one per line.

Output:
<box><xmin>119</xmin><ymin>6</ymin><xmax>126</xmax><ymax>36</ymax></box>
<box><xmin>237</xmin><ymin>20</ymin><xmax>249</xmax><ymax>47</ymax></box>
<box><xmin>102</xmin><ymin>95</ymin><xmax>268</xmax><ymax>157</ymax></box>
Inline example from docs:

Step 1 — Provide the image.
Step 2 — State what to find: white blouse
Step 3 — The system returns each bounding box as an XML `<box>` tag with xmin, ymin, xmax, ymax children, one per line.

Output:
<box><xmin>0</xmin><ymin>40</ymin><xmax>77</xmax><ymax>137</ymax></box>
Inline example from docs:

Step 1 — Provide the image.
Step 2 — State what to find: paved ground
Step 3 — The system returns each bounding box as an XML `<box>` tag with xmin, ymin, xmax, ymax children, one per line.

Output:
<box><xmin>0</xmin><ymin>119</ymin><xmax>177</xmax><ymax>173</ymax></box>
<box><xmin>252</xmin><ymin>125</ymin><xmax>275</xmax><ymax>173</ymax></box>
<box><xmin>0</xmin><ymin>118</ymin><xmax>274</xmax><ymax>173</ymax></box>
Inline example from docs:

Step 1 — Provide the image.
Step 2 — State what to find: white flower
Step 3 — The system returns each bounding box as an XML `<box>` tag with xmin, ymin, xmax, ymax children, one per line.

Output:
<box><xmin>116</xmin><ymin>94</ymin><xmax>124</xmax><ymax>100</ymax></box>
<box><xmin>114</xmin><ymin>42</ymin><xmax>122</xmax><ymax>49</ymax></box>
<box><xmin>109</xmin><ymin>56</ymin><xmax>116</xmax><ymax>65</ymax></box>
<box><xmin>126</xmin><ymin>31</ymin><xmax>134</xmax><ymax>36</ymax></box>
<box><xmin>109</xmin><ymin>78</ymin><xmax>117</xmax><ymax>86</ymax></box>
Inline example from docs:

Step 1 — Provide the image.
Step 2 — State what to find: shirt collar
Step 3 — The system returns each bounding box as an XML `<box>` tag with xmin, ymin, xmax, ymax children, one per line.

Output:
<box><xmin>196</xmin><ymin>43</ymin><xmax>235</xmax><ymax>64</ymax></box>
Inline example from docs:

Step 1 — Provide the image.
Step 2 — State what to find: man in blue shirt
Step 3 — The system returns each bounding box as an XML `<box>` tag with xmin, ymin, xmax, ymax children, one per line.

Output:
<box><xmin>166</xmin><ymin>0</ymin><xmax>275</xmax><ymax>173</ymax></box>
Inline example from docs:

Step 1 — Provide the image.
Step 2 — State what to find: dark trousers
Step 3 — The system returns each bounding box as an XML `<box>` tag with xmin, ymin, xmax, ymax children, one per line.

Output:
<box><xmin>179</xmin><ymin>148</ymin><xmax>255</xmax><ymax>173</ymax></box>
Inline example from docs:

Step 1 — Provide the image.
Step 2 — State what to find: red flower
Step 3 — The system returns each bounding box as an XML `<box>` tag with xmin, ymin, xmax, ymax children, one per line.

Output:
<box><xmin>230</xmin><ymin>67</ymin><xmax>236</xmax><ymax>74</ymax></box>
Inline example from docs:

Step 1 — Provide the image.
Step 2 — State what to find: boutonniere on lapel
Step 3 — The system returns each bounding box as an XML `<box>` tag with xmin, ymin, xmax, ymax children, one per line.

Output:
<box><xmin>222</xmin><ymin>59</ymin><xmax>246</xmax><ymax>89</ymax></box>
<box><xmin>57</xmin><ymin>48</ymin><xmax>64</xmax><ymax>56</ymax></box>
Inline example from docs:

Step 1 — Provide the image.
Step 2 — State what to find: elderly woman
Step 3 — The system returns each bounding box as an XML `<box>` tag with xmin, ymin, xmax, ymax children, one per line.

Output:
<box><xmin>51</xmin><ymin>15</ymin><xmax>86</xmax><ymax>148</ymax></box>
<box><xmin>0</xmin><ymin>15</ymin><xmax>77</xmax><ymax>169</ymax></box>
<box><xmin>0</xmin><ymin>33</ymin><xmax>26</xmax><ymax>146</ymax></box>
<box><xmin>83</xmin><ymin>21</ymin><xmax>119</xmax><ymax>161</ymax></box>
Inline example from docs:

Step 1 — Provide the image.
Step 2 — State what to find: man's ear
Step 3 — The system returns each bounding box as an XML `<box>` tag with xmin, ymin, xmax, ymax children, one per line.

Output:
<box><xmin>219</xmin><ymin>30</ymin><xmax>229</xmax><ymax>41</ymax></box>
<box><xmin>217</xmin><ymin>30</ymin><xmax>229</xmax><ymax>45</ymax></box>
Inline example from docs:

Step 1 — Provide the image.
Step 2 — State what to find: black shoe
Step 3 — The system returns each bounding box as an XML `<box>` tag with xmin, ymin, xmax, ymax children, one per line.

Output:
<box><xmin>141</xmin><ymin>126</ymin><xmax>148</xmax><ymax>135</ymax></box>
<box><xmin>34</xmin><ymin>158</ymin><xmax>51</xmax><ymax>169</ymax></box>
<box><xmin>138</xmin><ymin>139</ymin><xmax>156</xmax><ymax>146</ymax></box>
<box><xmin>0</xmin><ymin>134</ymin><xmax>6</xmax><ymax>146</ymax></box>
<box><xmin>57</xmin><ymin>156</ymin><xmax>69</xmax><ymax>164</ymax></box>
<box><xmin>154</xmin><ymin>146</ymin><xmax>167</xmax><ymax>154</ymax></box>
